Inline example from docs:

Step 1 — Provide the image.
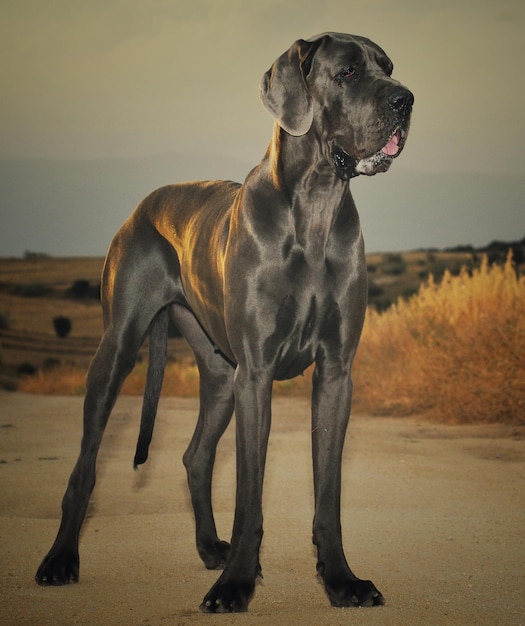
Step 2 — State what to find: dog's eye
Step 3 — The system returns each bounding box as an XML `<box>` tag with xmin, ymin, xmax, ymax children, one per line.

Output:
<box><xmin>335</xmin><ymin>67</ymin><xmax>356</xmax><ymax>82</ymax></box>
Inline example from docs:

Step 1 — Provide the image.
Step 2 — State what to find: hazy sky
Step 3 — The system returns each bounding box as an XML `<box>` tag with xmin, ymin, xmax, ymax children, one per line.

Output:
<box><xmin>1</xmin><ymin>0</ymin><xmax>524</xmax><ymax>255</ymax></box>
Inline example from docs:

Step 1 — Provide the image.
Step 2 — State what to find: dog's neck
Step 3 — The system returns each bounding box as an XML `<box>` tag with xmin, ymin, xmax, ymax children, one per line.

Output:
<box><xmin>263</xmin><ymin>124</ymin><xmax>357</xmax><ymax>254</ymax></box>
<box><xmin>266</xmin><ymin>123</ymin><xmax>352</xmax><ymax>194</ymax></box>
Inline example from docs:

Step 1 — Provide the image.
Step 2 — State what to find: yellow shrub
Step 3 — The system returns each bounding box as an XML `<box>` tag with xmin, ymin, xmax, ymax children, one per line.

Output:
<box><xmin>18</xmin><ymin>361</ymin><xmax>201</xmax><ymax>398</ymax></box>
<box><xmin>17</xmin><ymin>365</ymin><xmax>87</xmax><ymax>396</ymax></box>
<box><xmin>353</xmin><ymin>254</ymin><xmax>525</xmax><ymax>423</ymax></box>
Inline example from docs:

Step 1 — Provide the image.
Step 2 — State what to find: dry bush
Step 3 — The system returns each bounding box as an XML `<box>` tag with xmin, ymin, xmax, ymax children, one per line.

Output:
<box><xmin>17</xmin><ymin>361</ymin><xmax>201</xmax><ymax>398</ymax></box>
<box><xmin>131</xmin><ymin>361</ymin><xmax>200</xmax><ymax>397</ymax></box>
<box><xmin>17</xmin><ymin>360</ymin><xmax>311</xmax><ymax>398</ymax></box>
<box><xmin>18</xmin><ymin>365</ymin><xmax>87</xmax><ymax>395</ymax></box>
<box><xmin>352</xmin><ymin>254</ymin><xmax>525</xmax><ymax>423</ymax></box>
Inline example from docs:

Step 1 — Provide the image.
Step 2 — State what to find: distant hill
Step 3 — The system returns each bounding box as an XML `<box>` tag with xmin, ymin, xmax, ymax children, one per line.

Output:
<box><xmin>443</xmin><ymin>236</ymin><xmax>525</xmax><ymax>266</ymax></box>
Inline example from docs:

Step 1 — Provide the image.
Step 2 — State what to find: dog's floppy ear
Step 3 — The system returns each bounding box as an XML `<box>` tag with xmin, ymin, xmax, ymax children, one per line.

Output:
<box><xmin>260</xmin><ymin>38</ymin><xmax>322</xmax><ymax>136</ymax></box>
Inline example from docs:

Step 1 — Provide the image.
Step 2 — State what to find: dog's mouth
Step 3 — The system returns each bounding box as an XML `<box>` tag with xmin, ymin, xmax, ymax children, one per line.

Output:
<box><xmin>355</xmin><ymin>125</ymin><xmax>409</xmax><ymax>176</ymax></box>
<box><xmin>380</xmin><ymin>128</ymin><xmax>403</xmax><ymax>157</ymax></box>
<box><xmin>332</xmin><ymin>125</ymin><xmax>409</xmax><ymax>180</ymax></box>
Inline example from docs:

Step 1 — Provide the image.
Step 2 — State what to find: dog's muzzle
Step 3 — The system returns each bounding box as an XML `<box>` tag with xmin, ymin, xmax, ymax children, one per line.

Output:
<box><xmin>334</xmin><ymin>88</ymin><xmax>413</xmax><ymax>180</ymax></box>
<box><xmin>333</xmin><ymin>123</ymin><xmax>411</xmax><ymax>180</ymax></box>
<box><xmin>354</xmin><ymin>126</ymin><xmax>409</xmax><ymax>176</ymax></box>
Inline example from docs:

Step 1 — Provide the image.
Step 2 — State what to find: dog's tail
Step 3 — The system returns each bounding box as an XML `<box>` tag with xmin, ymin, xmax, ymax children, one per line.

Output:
<box><xmin>133</xmin><ymin>306</ymin><xmax>169</xmax><ymax>469</ymax></box>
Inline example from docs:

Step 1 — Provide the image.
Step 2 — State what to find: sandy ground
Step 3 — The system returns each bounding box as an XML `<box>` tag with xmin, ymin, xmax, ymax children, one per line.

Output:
<box><xmin>1</xmin><ymin>391</ymin><xmax>524</xmax><ymax>625</ymax></box>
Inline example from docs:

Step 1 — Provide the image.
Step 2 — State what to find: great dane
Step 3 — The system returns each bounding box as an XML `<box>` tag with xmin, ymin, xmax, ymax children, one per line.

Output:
<box><xmin>36</xmin><ymin>32</ymin><xmax>413</xmax><ymax>612</ymax></box>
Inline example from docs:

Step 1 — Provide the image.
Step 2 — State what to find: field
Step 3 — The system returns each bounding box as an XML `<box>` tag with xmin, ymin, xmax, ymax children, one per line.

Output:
<box><xmin>1</xmin><ymin>246</ymin><xmax>524</xmax><ymax>423</ymax></box>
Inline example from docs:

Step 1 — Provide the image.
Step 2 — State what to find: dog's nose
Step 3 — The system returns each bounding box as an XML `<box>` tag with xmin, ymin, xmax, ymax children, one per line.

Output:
<box><xmin>388</xmin><ymin>88</ymin><xmax>414</xmax><ymax>113</ymax></box>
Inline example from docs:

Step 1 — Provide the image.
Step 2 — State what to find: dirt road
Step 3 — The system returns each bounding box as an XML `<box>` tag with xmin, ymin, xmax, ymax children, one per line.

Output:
<box><xmin>1</xmin><ymin>392</ymin><xmax>524</xmax><ymax>625</ymax></box>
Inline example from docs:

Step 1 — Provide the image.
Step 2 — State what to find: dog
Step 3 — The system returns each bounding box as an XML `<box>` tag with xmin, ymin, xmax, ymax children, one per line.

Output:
<box><xmin>35</xmin><ymin>32</ymin><xmax>413</xmax><ymax>612</ymax></box>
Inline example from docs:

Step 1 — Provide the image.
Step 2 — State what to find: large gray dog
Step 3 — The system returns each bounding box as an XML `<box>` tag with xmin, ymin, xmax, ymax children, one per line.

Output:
<box><xmin>36</xmin><ymin>32</ymin><xmax>413</xmax><ymax>612</ymax></box>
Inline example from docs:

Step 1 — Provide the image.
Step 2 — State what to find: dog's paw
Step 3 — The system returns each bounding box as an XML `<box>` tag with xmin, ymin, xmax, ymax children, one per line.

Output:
<box><xmin>35</xmin><ymin>549</ymin><xmax>79</xmax><ymax>586</ymax></box>
<box><xmin>198</xmin><ymin>539</ymin><xmax>231</xmax><ymax>570</ymax></box>
<box><xmin>200</xmin><ymin>572</ymin><xmax>256</xmax><ymax>613</ymax></box>
<box><xmin>323</xmin><ymin>575</ymin><xmax>384</xmax><ymax>608</ymax></box>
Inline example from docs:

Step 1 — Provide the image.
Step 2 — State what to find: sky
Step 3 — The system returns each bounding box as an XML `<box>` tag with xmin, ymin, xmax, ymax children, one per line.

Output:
<box><xmin>1</xmin><ymin>0</ymin><xmax>524</xmax><ymax>256</ymax></box>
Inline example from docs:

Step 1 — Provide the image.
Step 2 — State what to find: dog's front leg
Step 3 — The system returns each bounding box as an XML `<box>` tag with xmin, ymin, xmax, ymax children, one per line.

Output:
<box><xmin>311</xmin><ymin>361</ymin><xmax>385</xmax><ymax>608</ymax></box>
<box><xmin>200</xmin><ymin>368</ymin><xmax>272</xmax><ymax>613</ymax></box>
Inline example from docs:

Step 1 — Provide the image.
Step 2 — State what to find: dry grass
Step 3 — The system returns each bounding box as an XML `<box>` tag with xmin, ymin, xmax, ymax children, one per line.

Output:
<box><xmin>18</xmin><ymin>361</ymin><xmax>202</xmax><ymax>398</ymax></box>
<box><xmin>0</xmin><ymin>257</ymin><xmax>104</xmax><ymax>290</ymax></box>
<box><xmin>0</xmin><ymin>292</ymin><xmax>103</xmax><ymax>337</ymax></box>
<box><xmin>17</xmin><ymin>365</ymin><xmax>88</xmax><ymax>396</ymax></box>
<box><xmin>0</xmin><ymin>256</ymin><xmax>104</xmax><ymax>338</ymax></box>
<box><xmin>17</xmin><ymin>361</ymin><xmax>313</xmax><ymax>399</ymax></box>
<box><xmin>352</xmin><ymin>254</ymin><xmax>525</xmax><ymax>423</ymax></box>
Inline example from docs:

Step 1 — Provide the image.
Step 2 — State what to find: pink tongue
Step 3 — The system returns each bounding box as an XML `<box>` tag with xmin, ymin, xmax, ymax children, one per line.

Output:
<box><xmin>381</xmin><ymin>132</ymin><xmax>400</xmax><ymax>156</ymax></box>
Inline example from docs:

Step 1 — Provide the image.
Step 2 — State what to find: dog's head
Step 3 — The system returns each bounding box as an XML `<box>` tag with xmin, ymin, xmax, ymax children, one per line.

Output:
<box><xmin>260</xmin><ymin>32</ymin><xmax>413</xmax><ymax>180</ymax></box>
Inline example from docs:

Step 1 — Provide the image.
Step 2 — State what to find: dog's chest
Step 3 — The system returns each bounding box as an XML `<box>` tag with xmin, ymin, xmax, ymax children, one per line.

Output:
<box><xmin>264</xmin><ymin>287</ymin><xmax>343</xmax><ymax>380</ymax></box>
<box><xmin>261</xmin><ymin>238</ymin><xmax>365</xmax><ymax>379</ymax></box>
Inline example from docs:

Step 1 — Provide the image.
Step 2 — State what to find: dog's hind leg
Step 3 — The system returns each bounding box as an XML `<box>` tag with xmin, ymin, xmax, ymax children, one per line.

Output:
<box><xmin>172</xmin><ymin>304</ymin><xmax>235</xmax><ymax>570</ymax></box>
<box><xmin>35</xmin><ymin>320</ymin><xmax>148</xmax><ymax>584</ymax></box>
<box><xmin>35</xmin><ymin>229</ymin><xmax>181</xmax><ymax>585</ymax></box>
